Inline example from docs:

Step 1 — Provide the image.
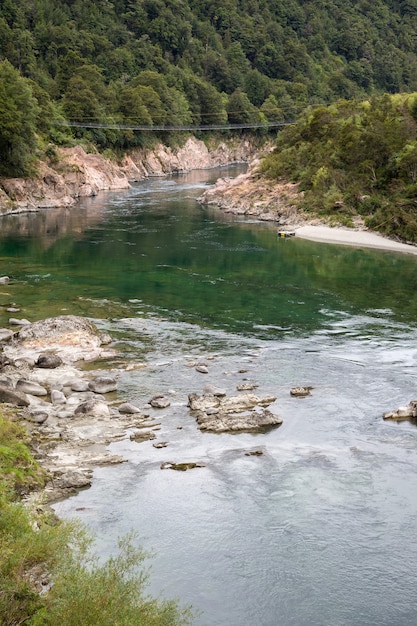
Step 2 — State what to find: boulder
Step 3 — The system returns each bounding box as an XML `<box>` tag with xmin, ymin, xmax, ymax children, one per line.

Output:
<box><xmin>0</xmin><ymin>329</ymin><xmax>14</xmax><ymax>342</ymax></box>
<box><xmin>188</xmin><ymin>391</ymin><xmax>281</xmax><ymax>433</ymax></box>
<box><xmin>196</xmin><ymin>408</ymin><xmax>282</xmax><ymax>433</ymax></box>
<box><xmin>150</xmin><ymin>395</ymin><xmax>171</xmax><ymax>409</ymax></box>
<box><xmin>11</xmin><ymin>315</ymin><xmax>114</xmax><ymax>363</ymax></box>
<box><xmin>74</xmin><ymin>399</ymin><xmax>111</xmax><ymax>419</ymax></box>
<box><xmin>35</xmin><ymin>354</ymin><xmax>63</xmax><ymax>369</ymax></box>
<box><xmin>118</xmin><ymin>402</ymin><xmax>142</xmax><ymax>414</ymax></box>
<box><xmin>88</xmin><ymin>376</ymin><xmax>117</xmax><ymax>394</ymax></box>
<box><xmin>16</xmin><ymin>379</ymin><xmax>48</xmax><ymax>396</ymax></box>
<box><xmin>0</xmin><ymin>384</ymin><xmax>30</xmax><ymax>406</ymax></box>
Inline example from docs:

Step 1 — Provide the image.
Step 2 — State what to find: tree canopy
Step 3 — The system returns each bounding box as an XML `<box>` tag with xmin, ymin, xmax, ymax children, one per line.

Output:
<box><xmin>3</xmin><ymin>1</ymin><xmax>417</xmax><ymax>171</ymax></box>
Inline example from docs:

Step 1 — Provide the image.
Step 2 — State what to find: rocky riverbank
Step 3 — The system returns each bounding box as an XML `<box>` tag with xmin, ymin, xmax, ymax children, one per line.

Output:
<box><xmin>198</xmin><ymin>158</ymin><xmax>309</xmax><ymax>225</ymax></box>
<box><xmin>0</xmin><ymin>137</ymin><xmax>268</xmax><ymax>215</ymax></box>
<box><xmin>0</xmin><ymin>313</ymin><xmax>285</xmax><ymax>503</ymax></box>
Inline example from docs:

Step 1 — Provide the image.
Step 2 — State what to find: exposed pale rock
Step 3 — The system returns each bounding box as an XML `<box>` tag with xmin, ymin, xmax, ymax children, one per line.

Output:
<box><xmin>51</xmin><ymin>389</ymin><xmax>67</xmax><ymax>405</ymax></box>
<box><xmin>153</xmin><ymin>441</ymin><xmax>168</xmax><ymax>448</ymax></box>
<box><xmin>198</xmin><ymin>158</ymin><xmax>306</xmax><ymax>225</ymax></box>
<box><xmin>0</xmin><ymin>276</ymin><xmax>9</xmax><ymax>284</ymax></box>
<box><xmin>0</xmin><ymin>329</ymin><xmax>14</xmax><ymax>342</ymax></box>
<box><xmin>196</xmin><ymin>364</ymin><xmax>209</xmax><ymax>374</ymax></box>
<box><xmin>203</xmin><ymin>384</ymin><xmax>226</xmax><ymax>397</ymax></box>
<box><xmin>117</xmin><ymin>402</ymin><xmax>142</xmax><ymax>414</ymax></box>
<box><xmin>130</xmin><ymin>430</ymin><xmax>156</xmax><ymax>442</ymax></box>
<box><xmin>9</xmin><ymin>318</ymin><xmax>31</xmax><ymax>326</ymax></box>
<box><xmin>8</xmin><ymin>315</ymin><xmax>114</xmax><ymax>363</ymax></box>
<box><xmin>88</xmin><ymin>376</ymin><xmax>117</xmax><ymax>394</ymax></box>
<box><xmin>63</xmin><ymin>378</ymin><xmax>89</xmax><ymax>392</ymax></box>
<box><xmin>16</xmin><ymin>379</ymin><xmax>48</xmax><ymax>396</ymax></box>
<box><xmin>74</xmin><ymin>399</ymin><xmax>111</xmax><ymax>419</ymax></box>
<box><xmin>0</xmin><ymin>384</ymin><xmax>30</xmax><ymax>406</ymax></box>
<box><xmin>188</xmin><ymin>391</ymin><xmax>280</xmax><ymax>433</ymax></box>
<box><xmin>383</xmin><ymin>400</ymin><xmax>417</xmax><ymax>421</ymax></box>
<box><xmin>150</xmin><ymin>395</ymin><xmax>171</xmax><ymax>408</ymax></box>
<box><xmin>197</xmin><ymin>408</ymin><xmax>282</xmax><ymax>433</ymax></box>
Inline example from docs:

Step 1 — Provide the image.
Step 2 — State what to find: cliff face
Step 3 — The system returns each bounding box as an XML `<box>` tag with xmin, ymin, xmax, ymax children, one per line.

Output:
<box><xmin>0</xmin><ymin>137</ymin><xmax>264</xmax><ymax>215</ymax></box>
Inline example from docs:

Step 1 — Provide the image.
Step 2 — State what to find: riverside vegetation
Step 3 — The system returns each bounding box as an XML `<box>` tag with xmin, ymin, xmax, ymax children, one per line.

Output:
<box><xmin>261</xmin><ymin>93</ymin><xmax>417</xmax><ymax>242</ymax></box>
<box><xmin>0</xmin><ymin>412</ymin><xmax>193</xmax><ymax>625</ymax></box>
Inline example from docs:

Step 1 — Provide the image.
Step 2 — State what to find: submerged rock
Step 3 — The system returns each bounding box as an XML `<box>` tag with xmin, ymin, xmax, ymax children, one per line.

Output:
<box><xmin>130</xmin><ymin>430</ymin><xmax>156</xmax><ymax>443</ymax></box>
<box><xmin>290</xmin><ymin>386</ymin><xmax>313</xmax><ymax>397</ymax></box>
<box><xmin>160</xmin><ymin>461</ymin><xmax>205</xmax><ymax>471</ymax></box>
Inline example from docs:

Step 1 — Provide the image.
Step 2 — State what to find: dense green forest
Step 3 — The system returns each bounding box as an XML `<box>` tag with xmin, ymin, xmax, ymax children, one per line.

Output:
<box><xmin>3</xmin><ymin>0</ymin><xmax>417</xmax><ymax>175</ymax></box>
<box><xmin>261</xmin><ymin>93</ymin><xmax>417</xmax><ymax>242</ymax></box>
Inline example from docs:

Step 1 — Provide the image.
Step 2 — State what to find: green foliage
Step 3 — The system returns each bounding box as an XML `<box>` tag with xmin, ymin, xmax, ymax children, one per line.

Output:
<box><xmin>4</xmin><ymin>0</ymin><xmax>417</xmax><ymax>172</ymax></box>
<box><xmin>0</xmin><ymin>413</ymin><xmax>45</xmax><ymax>497</ymax></box>
<box><xmin>0</xmin><ymin>60</ymin><xmax>40</xmax><ymax>176</ymax></box>
<box><xmin>261</xmin><ymin>93</ymin><xmax>417</xmax><ymax>241</ymax></box>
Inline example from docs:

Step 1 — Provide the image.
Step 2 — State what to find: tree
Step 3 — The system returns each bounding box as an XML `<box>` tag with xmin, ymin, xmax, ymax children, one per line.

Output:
<box><xmin>0</xmin><ymin>60</ymin><xmax>39</xmax><ymax>176</ymax></box>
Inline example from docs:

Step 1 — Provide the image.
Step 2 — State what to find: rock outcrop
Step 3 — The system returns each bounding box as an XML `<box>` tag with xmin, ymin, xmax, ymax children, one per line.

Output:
<box><xmin>188</xmin><ymin>391</ymin><xmax>282</xmax><ymax>433</ymax></box>
<box><xmin>383</xmin><ymin>400</ymin><xmax>417</xmax><ymax>421</ymax></box>
<box><xmin>198</xmin><ymin>158</ymin><xmax>307</xmax><ymax>225</ymax></box>
<box><xmin>0</xmin><ymin>137</ymin><xmax>265</xmax><ymax>215</ymax></box>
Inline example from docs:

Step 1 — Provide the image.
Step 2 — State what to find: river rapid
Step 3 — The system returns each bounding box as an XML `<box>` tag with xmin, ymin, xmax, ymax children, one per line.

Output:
<box><xmin>1</xmin><ymin>166</ymin><xmax>417</xmax><ymax>625</ymax></box>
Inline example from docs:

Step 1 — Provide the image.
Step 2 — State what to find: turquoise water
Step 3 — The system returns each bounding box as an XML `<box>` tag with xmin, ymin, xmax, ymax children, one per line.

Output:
<box><xmin>2</xmin><ymin>167</ymin><xmax>417</xmax><ymax>625</ymax></box>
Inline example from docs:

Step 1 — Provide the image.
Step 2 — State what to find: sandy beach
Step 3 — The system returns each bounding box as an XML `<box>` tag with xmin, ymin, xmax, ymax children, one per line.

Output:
<box><xmin>293</xmin><ymin>225</ymin><xmax>417</xmax><ymax>255</ymax></box>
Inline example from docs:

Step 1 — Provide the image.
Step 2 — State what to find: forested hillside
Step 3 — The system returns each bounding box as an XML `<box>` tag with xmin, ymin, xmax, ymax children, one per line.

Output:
<box><xmin>261</xmin><ymin>93</ymin><xmax>417</xmax><ymax>242</ymax></box>
<box><xmin>2</xmin><ymin>0</ymin><xmax>417</xmax><ymax>176</ymax></box>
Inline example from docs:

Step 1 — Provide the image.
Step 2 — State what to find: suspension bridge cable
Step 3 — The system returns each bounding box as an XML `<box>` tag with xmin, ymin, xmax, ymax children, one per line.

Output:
<box><xmin>54</xmin><ymin>120</ymin><xmax>295</xmax><ymax>131</ymax></box>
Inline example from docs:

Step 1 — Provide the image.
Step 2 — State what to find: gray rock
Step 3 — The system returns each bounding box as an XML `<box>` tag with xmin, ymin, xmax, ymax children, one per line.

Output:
<box><xmin>0</xmin><ymin>384</ymin><xmax>30</xmax><ymax>406</ymax></box>
<box><xmin>153</xmin><ymin>441</ymin><xmax>168</xmax><ymax>448</ymax></box>
<box><xmin>9</xmin><ymin>318</ymin><xmax>31</xmax><ymax>326</ymax></box>
<box><xmin>27</xmin><ymin>410</ymin><xmax>49</xmax><ymax>424</ymax></box>
<box><xmin>189</xmin><ymin>391</ymin><xmax>280</xmax><ymax>433</ymax></box>
<box><xmin>130</xmin><ymin>430</ymin><xmax>156</xmax><ymax>442</ymax></box>
<box><xmin>74</xmin><ymin>399</ymin><xmax>111</xmax><ymax>419</ymax></box>
<box><xmin>16</xmin><ymin>379</ymin><xmax>48</xmax><ymax>396</ymax></box>
<box><xmin>118</xmin><ymin>402</ymin><xmax>142</xmax><ymax>414</ymax></box>
<box><xmin>160</xmin><ymin>461</ymin><xmax>205</xmax><ymax>470</ymax></box>
<box><xmin>203</xmin><ymin>384</ymin><xmax>226</xmax><ymax>397</ymax></box>
<box><xmin>6</xmin><ymin>307</ymin><xmax>20</xmax><ymax>313</ymax></box>
<box><xmin>88</xmin><ymin>376</ymin><xmax>117</xmax><ymax>394</ymax></box>
<box><xmin>197</xmin><ymin>408</ymin><xmax>282</xmax><ymax>433</ymax></box>
<box><xmin>51</xmin><ymin>389</ymin><xmax>67</xmax><ymax>405</ymax></box>
<box><xmin>196</xmin><ymin>365</ymin><xmax>209</xmax><ymax>374</ymax></box>
<box><xmin>36</xmin><ymin>354</ymin><xmax>63</xmax><ymax>369</ymax></box>
<box><xmin>150</xmin><ymin>395</ymin><xmax>171</xmax><ymax>409</ymax></box>
<box><xmin>0</xmin><ymin>276</ymin><xmax>9</xmax><ymax>284</ymax></box>
<box><xmin>0</xmin><ymin>329</ymin><xmax>14</xmax><ymax>342</ymax></box>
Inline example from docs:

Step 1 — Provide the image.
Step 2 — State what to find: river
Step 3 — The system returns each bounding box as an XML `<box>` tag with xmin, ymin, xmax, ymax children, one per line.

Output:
<box><xmin>1</xmin><ymin>166</ymin><xmax>417</xmax><ymax>625</ymax></box>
